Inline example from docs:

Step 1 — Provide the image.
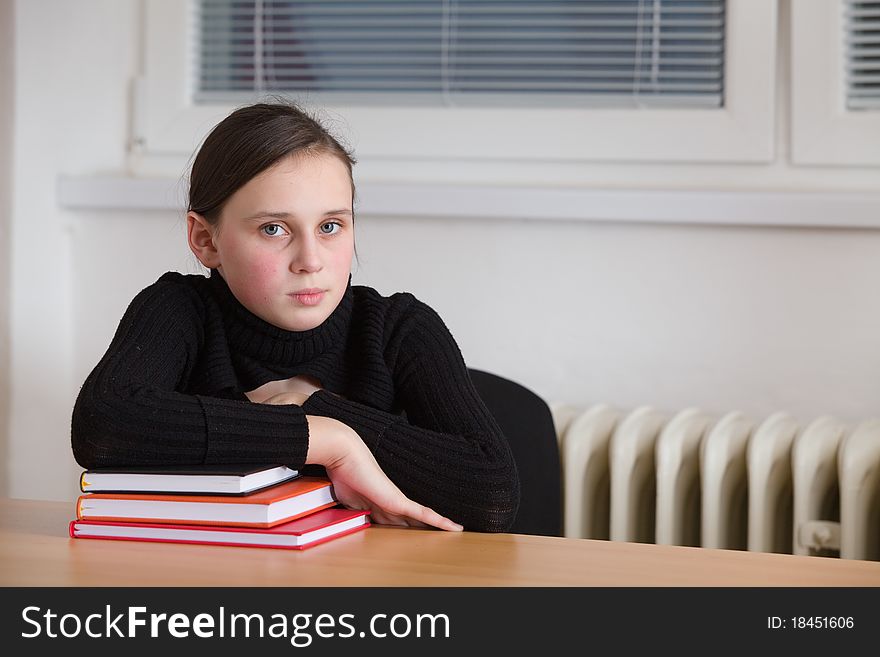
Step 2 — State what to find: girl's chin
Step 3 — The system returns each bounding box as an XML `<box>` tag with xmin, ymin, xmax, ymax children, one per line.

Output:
<box><xmin>274</xmin><ymin>309</ymin><xmax>333</xmax><ymax>332</ymax></box>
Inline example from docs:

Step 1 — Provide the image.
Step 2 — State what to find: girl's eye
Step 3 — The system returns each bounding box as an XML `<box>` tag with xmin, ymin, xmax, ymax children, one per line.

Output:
<box><xmin>261</xmin><ymin>224</ymin><xmax>285</xmax><ymax>237</ymax></box>
<box><xmin>320</xmin><ymin>221</ymin><xmax>341</xmax><ymax>235</ymax></box>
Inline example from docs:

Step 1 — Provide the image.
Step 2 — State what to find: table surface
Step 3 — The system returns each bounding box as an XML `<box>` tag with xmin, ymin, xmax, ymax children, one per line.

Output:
<box><xmin>3</xmin><ymin>498</ymin><xmax>880</xmax><ymax>586</ymax></box>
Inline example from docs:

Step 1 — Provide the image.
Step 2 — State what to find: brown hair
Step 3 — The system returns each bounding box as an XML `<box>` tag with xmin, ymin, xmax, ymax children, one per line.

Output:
<box><xmin>188</xmin><ymin>100</ymin><xmax>357</xmax><ymax>226</ymax></box>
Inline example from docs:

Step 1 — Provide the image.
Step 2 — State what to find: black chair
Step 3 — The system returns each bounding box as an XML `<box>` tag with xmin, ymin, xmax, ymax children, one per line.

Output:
<box><xmin>468</xmin><ymin>368</ymin><xmax>562</xmax><ymax>537</ymax></box>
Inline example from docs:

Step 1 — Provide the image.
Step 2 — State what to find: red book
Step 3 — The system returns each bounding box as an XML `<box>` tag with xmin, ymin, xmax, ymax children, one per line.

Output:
<box><xmin>75</xmin><ymin>476</ymin><xmax>336</xmax><ymax>528</ymax></box>
<box><xmin>70</xmin><ymin>507</ymin><xmax>370</xmax><ymax>550</ymax></box>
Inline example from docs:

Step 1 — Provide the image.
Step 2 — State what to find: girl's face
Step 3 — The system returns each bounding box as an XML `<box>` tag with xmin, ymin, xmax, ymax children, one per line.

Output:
<box><xmin>190</xmin><ymin>152</ymin><xmax>355</xmax><ymax>332</ymax></box>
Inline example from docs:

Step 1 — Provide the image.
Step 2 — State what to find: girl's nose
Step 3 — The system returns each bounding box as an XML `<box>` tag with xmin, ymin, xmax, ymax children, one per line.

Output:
<box><xmin>289</xmin><ymin>235</ymin><xmax>323</xmax><ymax>274</ymax></box>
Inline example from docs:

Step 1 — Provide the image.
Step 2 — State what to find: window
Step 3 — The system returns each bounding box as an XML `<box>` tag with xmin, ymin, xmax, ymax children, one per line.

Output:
<box><xmin>195</xmin><ymin>0</ymin><xmax>725</xmax><ymax>109</ymax></box>
<box><xmin>845</xmin><ymin>0</ymin><xmax>880</xmax><ymax>111</ymax></box>
<box><xmin>131</xmin><ymin>0</ymin><xmax>776</xmax><ymax>174</ymax></box>
<box><xmin>791</xmin><ymin>0</ymin><xmax>880</xmax><ymax>166</ymax></box>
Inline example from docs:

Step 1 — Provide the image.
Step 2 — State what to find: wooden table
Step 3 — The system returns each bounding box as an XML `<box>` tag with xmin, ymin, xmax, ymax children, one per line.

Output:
<box><xmin>2</xmin><ymin>498</ymin><xmax>879</xmax><ymax>586</ymax></box>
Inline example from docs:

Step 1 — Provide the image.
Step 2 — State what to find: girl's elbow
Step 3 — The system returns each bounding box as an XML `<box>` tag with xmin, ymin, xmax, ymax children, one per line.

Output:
<box><xmin>70</xmin><ymin>420</ymin><xmax>112</xmax><ymax>469</ymax></box>
<box><xmin>70</xmin><ymin>397</ymin><xmax>125</xmax><ymax>469</ymax></box>
<box><xmin>464</xmin><ymin>465</ymin><xmax>521</xmax><ymax>533</ymax></box>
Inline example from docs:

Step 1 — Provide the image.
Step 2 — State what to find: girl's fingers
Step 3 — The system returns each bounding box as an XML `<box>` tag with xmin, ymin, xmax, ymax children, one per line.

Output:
<box><xmin>404</xmin><ymin>500</ymin><xmax>463</xmax><ymax>532</ymax></box>
<box><xmin>428</xmin><ymin>513</ymin><xmax>464</xmax><ymax>532</ymax></box>
<box><xmin>367</xmin><ymin>501</ymin><xmax>462</xmax><ymax>532</ymax></box>
<box><xmin>367</xmin><ymin>509</ymin><xmax>410</xmax><ymax>527</ymax></box>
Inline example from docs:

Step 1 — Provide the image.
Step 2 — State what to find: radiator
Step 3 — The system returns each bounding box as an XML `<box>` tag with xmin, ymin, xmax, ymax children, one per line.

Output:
<box><xmin>551</xmin><ymin>403</ymin><xmax>880</xmax><ymax>561</ymax></box>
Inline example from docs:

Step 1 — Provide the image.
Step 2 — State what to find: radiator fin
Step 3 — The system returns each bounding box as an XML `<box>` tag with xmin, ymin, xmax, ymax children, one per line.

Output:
<box><xmin>656</xmin><ymin>408</ymin><xmax>713</xmax><ymax>547</ymax></box>
<box><xmin>839</xmin><ymin>419</ymin><xmax>880</xmax><ymax>561</ymax></box>
<box><xmin>746</xmin><ymin>412</ymin><xmax>798</xmax><ymax>555</ymax></box>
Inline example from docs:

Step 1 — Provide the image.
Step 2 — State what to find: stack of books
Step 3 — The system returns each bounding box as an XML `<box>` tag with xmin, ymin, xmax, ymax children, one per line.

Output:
<box><xmin>69</xmin><ymin>464</ymin><xmax>370</xmax><ymax>550</ymax></box>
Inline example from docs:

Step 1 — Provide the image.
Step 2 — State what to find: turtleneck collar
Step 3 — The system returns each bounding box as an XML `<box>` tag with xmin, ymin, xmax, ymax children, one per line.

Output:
<box><xmin>207</xmin><ymin>269</ymin><xmax>354</xmax><ymax>368</ymax></box>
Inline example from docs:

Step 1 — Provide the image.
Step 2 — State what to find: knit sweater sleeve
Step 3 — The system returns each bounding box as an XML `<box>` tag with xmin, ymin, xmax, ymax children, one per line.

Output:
<box><xmin>70</xmin><ymin>279</ymin><xmax>310</xmax><ymax>469</ymax></box>
<box><xmin>301</xmin><ymin>297</ymin><xmax>520</xmax><ymax>532</ymax></box>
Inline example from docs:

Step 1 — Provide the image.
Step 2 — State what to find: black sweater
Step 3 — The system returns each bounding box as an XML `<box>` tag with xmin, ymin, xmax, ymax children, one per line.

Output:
<box><xmin>70</xmin><ymin>270</ymin><xmax>520</xmax><ymax>532</ymax></box>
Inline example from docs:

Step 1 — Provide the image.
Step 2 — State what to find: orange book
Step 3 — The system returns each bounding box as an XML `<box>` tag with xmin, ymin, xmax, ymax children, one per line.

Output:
<box><xmin>75</xmin><ymin>476</ymin><xmax>336</xmax><ymax>529</ymax></box>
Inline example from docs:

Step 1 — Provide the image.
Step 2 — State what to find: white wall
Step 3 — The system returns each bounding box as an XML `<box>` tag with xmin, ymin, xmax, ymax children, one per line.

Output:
<box><xmin>10</xmin><ymin>0</ymin><xmax>137</xmax><ymax>500</ymax></box>
<box><xmin>9</xmin><ymin>0</ymin><xmax>880</xmax><ymax>502</ymax></box>
<box><xmin>354</xmin><ymin>218</ymin><xmax>880</xmax><ymax>423</ymax></box>
<box><xmin>0</xmin><ymin>0</ymin><xmax>14</xmax><ymax>498</ymax></box>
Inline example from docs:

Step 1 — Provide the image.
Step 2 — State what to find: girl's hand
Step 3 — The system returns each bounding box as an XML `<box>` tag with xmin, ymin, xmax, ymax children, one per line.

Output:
<box><xmin>259</xmin><ymin>391</ymin><xmax>310</xmax><ymax>406</ymax></box>
<box><xmin>245</xmin><ymin>374</ymin><xmax>324</xmax><ymax>404</ymax></box>
<box><xmin>250</xmin><ymin>386</ymin><xmax>457</xmax><ymax>530</ymax></box>
<box><xmin>307</xmin><ymin>416</ymin><xmax>463</xmax><ymax>532</ymax></box>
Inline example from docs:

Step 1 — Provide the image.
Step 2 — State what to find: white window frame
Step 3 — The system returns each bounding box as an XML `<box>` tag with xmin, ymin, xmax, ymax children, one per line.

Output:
<box><xmin>791</xmin><ymin>0</ymin><xmax>880</xmax><ymax>166</ymax></box>
<box><xmin>130</xmin><ymin>0</ymin><xmax>777</xmax><ymax>175</ymax></box>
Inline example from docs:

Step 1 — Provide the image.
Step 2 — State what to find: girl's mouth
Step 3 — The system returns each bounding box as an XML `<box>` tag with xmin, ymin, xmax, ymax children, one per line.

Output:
<box><xmin>290</xmin><ymin>291</ymin><xmax>325</xmax><ymax>306</ymax></box>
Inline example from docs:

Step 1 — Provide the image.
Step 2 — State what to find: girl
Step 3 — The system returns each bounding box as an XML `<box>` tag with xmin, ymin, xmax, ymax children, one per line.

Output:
<box><xmin>71</xmin><ymin>102</ymin><xmax>520</xmax><ymax>532</ymax></box>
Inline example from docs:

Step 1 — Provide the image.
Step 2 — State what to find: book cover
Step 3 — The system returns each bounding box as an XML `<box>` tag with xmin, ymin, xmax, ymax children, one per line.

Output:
<box><xmin>79</xmin><ymin>464</ymin><xmax>299</xmax><ymax>495</ymax></box>
<box><xmin>69</xmin><ymin>508</ymin><xmax>370</xmax><ymax>550</ymax></box>
<box><xmin>76</xmin><ymin>476</ymin><xmax>337</xmax><ymax>528</ymax></box>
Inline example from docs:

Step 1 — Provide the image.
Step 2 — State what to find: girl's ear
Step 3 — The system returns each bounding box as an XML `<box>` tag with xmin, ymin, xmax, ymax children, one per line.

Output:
<box><xmin>187</xmin><ymin>212</ymin><xmax>221</xmax><ymax>269</ymax></box>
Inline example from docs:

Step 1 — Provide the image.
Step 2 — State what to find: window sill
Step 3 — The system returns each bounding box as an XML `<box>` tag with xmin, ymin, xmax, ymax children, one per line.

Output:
<box><xmin>56</xmin><ymin>175</ymin><xmax>880</xmax><ymax>229</ymax></box>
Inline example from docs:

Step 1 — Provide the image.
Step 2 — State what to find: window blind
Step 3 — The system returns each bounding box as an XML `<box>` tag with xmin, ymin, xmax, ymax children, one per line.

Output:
<box><xmin>194</xmin><ymin>0</ymin><xmax>725</xmax><ymax>108</ymax></box>
<box><xmin>846</xmin><ymin>0</ymin><xmax>880</xmax><ymax>110</ymax></box>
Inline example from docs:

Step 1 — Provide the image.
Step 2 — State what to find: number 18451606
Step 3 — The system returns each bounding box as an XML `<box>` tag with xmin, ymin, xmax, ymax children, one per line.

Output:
<box><xmin>768</xmin><ymin>616</ymin><xmax>854</xmax><ymax>630</ymax></box>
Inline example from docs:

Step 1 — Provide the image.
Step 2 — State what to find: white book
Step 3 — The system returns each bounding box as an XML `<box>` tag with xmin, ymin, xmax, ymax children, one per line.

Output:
<box><xmin>79</xmin><ymin>464</ymin><xmax>299</xmax><ymax>495</ymax></box>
